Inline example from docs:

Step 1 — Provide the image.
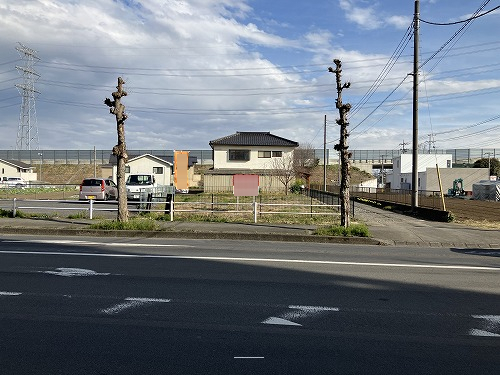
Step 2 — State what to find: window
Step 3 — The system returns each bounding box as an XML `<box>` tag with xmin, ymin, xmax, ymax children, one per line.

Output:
<box><xmin>153</xmin><ymin>167</ymin><xmax>163</xmax><ymax>174</ymax></box>
<box><xmin>125</xmin><ymin>165</ymin><xmax>130</xmax><ymax>173</ymax></box>
<box><xmin>229</xmin><ymin>149</ymin><xmax>250</xmax><ymax>161</ymax></box>
<box><xmin>272</xmin><ymin>151</ymin><xmax>282</xmax><ymax>157</ymax></box>
<box><xmin>258</xmin><ymin>151</ymin><xmax>271</xmax><ymax>158</ymax></box>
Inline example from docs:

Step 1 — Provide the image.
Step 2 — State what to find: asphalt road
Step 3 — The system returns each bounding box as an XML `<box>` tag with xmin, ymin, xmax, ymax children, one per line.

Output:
<box><xmin>0</xmin><ymin>235</ymin><xmax>499</xmax><ymax>374</ymax></box>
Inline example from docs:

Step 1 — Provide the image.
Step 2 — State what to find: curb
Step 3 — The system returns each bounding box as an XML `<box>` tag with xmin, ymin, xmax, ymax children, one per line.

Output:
<box><xmin>0</xmin><ymin>226</ymin><xmax>382</xmax><ymax>245</ymax></box>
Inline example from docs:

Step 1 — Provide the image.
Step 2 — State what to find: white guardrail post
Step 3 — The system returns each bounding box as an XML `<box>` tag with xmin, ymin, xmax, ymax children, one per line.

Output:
<box><xmin>12</xmin><ymin>198</ymin><xmax>17</xmax><ymax>217</ymax></box>
<box><xmin>89</xmin><ymin>199</ymin><xmax>93</xmax><ymax>220</ymax></box>
<box><xmin>170</xmin><ymin>199</ymin><xmax>174</xmax><ymax>222</ymax></box>
<box><xmin>253</xmin><ymin>199</ymin><xmax>257</xmax><ymax>223</ymax></box>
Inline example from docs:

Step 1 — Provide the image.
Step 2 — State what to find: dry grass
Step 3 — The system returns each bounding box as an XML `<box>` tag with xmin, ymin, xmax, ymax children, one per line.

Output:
<box><xmin>454</xmin><ymin>219</ymin><xmax>500</xmax><ymax>230</ymax></box>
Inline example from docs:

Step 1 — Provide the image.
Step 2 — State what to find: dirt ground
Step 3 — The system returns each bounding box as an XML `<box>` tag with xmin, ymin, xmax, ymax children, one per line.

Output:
<box><xmin>443</xmin><ymin>197</ymin><xmax>500</xmax><ymax>226</ymax></box>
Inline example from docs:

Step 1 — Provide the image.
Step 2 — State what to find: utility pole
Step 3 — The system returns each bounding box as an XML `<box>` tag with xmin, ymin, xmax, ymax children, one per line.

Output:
<box><xmin>328</xmin><ymin>59</ymin><xmax>351</xmax><ymax>228</ymax></box>
<box><xmin>105</xmin><ymin>77</ymin><xmax>129</xmax><ymax>223</ymax></box>
<box><xmin>380</xmin><ymin>154</ymin><xmax>386</xmax><ymax>188</ymax></box>
<box><xmin>323</xmin><ymin>115</ymin><xmax>327</xmax><ymax>191</ymax></box>
<box><xmin>427</xmin><ymin>134</ymin><xmax>435</xmax><ymax>153</ymax></box>
<box><xmin>411</xmin><ymin>0</ymin><xmax>420</xmax><ymax>211</ymax></box>
<box><xmin>399</xmin><ymin>140</ymin><xmax>409</xmax><ymax>154</ymax></box>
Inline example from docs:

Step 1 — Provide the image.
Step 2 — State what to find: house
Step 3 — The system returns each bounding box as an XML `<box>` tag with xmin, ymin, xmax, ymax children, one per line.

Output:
<box><xmin>386</xmin><ymin>154</ymin><xmax>489</xmax><ymax>192</ymax></box>
<box><xmin>0</xmin><ymin>159</ymin><xmax>37</xmax><ymax>182</ymax></box>
<box><xmin>205</xmin><ymin>131</ymin><xmax>299</xmax><ymax>193</ymax></box>
<box><xmin>103</xmin><ymin>153</ymin><xmax>198</xmax><ymax>187</ymax></box>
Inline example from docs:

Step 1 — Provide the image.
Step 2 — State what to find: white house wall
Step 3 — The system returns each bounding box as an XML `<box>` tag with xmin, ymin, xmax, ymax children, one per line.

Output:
<box><xmin>0</xmin><ymin>162</ymin><xmax>36</xmax><ymax>182</ymax></box>
<box><xmin>213</xmin><ymin>146</ymin><xmax>294</xmax><ymax>170</ymax></box>
<box><xmin>389</xmin><ymin>154</ymin><xmax>453</xmax><ymax>189</ymax></box>
<box><xmin>111</xmin><ymin>156</ymin><xmax>172</xmax><ymax>185</ymax></box>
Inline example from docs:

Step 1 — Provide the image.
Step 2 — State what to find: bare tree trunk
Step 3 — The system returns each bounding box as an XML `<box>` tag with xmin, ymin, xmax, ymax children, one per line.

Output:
<box><xmin>105</xmin><ymin>77</ymin><xmax>129</xmax><ymax>222</ymax></box>
<box><xmin>329</xmin><ymin>60</ymin><xmax>351</xmax><ymax>227</ymax></box>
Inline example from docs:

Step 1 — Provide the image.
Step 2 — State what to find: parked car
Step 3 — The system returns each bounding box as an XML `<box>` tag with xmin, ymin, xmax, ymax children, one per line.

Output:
<box><xmin>126</xmin><ymin>173</ymin><xmax>156</xmax><ymax>200</ymax></box>
<box><xmin>1</xmin><ymin>177</ymin><xmax>27</xmax><ymax>188</ymax></box>
<box><xmin>79</xmin><ymin>178</ymin><xmax>118</xmax><ymax>201</ymax></box>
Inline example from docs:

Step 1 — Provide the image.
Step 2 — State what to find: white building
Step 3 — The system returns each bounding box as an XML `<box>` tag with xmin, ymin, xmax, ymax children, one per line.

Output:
<box><xmin>104</xmin><ymin>154</ymin><xmax>173</xmax><ymax>186</ymax></box>
<box><xmin>0</xmin><ymin>159</ymin><xmax>37</xmax><ymax>182</ymax></box>
<box><xmin>386</xmin><ymin>154</ymin><xmax>489</xmax><ymax>192</ymax></box>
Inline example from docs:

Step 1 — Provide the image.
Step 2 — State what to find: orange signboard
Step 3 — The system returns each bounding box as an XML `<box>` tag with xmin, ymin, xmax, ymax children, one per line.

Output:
<box><xmin>174</xmin><ymin>151</ymin><xmax>189</xmax><ymax>190</ymax></box>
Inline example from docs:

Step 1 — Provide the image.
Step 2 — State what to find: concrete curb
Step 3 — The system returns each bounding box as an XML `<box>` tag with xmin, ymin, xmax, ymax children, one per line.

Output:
<box><xmin>0</xmin><ymin>226</ymin><xmax>383</xmax><ymax>245</ymax></box>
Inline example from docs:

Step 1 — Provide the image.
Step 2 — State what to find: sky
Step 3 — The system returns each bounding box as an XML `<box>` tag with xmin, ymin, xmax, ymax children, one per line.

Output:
<box><xmin>0</xmin><ymin>0</ymin><xmax>499</xmax><ymax>153</ymax></box>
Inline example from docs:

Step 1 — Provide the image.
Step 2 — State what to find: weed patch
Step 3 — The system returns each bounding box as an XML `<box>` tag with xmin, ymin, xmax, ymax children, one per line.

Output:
<box><xmin>314</xmin><ymin>223</ymin><xmax>369</xmax><ymax>237</ymax></box>
<box><xmin>89</xmin><ymin>217</ymin><xmax>160</xmax><ymax>231</ymax></box>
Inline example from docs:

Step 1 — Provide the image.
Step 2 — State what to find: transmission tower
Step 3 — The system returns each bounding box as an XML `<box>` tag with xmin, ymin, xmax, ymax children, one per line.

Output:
<box><xmin>15</xmin><ymin>42</ymin><xmax>40</xmax><ymax>150</ymax></box>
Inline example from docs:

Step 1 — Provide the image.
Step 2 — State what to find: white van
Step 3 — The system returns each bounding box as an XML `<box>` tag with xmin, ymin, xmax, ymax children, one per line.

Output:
<box><xmin>126</xmin><ymin>173</ymin><xmax>157</xmax><ymax>200</ymax></box>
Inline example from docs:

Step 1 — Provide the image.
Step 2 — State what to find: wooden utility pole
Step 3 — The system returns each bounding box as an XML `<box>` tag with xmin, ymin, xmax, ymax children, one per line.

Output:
<box><xmin>104</xmin><ymin>77</ymin><xmax>129</xmax><ymax>222</ymax></box>
<box><xmin>328</xmin><ymin>59</ymin><xmax>351</xmax><ymax>227</ymax></box>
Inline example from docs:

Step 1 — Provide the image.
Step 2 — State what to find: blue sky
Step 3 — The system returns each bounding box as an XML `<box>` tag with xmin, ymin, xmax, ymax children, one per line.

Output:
<box><xmin>0</xmin><ymin>0</ymin><xmax>499</xmax><ymax>153</ymax></box>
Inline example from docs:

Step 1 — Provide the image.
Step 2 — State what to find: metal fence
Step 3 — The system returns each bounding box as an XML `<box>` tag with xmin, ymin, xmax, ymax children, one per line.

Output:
<box><xmin>310</xmin><ymin>184</ymin><xmax>444</xmax><ymax>211</ymax></box>
<box><xmin>1</xmin><ymin>148</ymin><xmax>497</xmax><ymax>166</ymax></box>
<box><xmin>1</xmin><ymin>191</ymin><xmax>340</xmax><ymax>223</ymax></box>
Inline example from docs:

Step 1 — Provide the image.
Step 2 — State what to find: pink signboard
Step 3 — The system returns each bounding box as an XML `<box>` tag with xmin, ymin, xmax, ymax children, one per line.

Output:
<box><xmin>233</xmin><ymin>174</ymin><xmax>259</xmax><ymax>196</ymax></box>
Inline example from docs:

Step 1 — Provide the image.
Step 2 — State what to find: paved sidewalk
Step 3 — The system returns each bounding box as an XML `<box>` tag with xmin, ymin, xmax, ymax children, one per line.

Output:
<box><xmin>0</xmin><ymin>203</ymin><xmax>498</xmax><ymax>248</ymax></box>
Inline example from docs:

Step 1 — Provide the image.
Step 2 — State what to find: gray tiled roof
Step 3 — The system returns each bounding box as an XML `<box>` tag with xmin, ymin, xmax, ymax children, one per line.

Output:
<box><xmin>209</xmin><ymin>132</ymin><xmax>298</xmax><ymax>147</ymax></box>
<box><xmin>0</xmin><ymin>159</ymin><xmax>32</xmax><ymax>169</ymax></box>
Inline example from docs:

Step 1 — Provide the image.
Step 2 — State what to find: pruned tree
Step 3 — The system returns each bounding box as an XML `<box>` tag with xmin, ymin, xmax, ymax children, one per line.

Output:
<box><xmin>271</xmin><ymin>153</ymin><xmax>295</xmax><ymax>195</ymax></box>
<box><xmin>329</xmin><ymin>59</ymin><xmax>351</xmax><ymax>228</ymax></box>
<box><xmin>293</xmin><ymin>143</ymin><xmax>318</xmax><ymax>187</ymax></box>
<box><xmin>104</xmin><ymin>77</ymin><xmax>129</xmax><ymax>222</ymax></box>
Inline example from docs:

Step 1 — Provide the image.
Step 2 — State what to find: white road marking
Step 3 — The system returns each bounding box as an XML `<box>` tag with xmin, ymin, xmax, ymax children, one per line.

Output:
<box><xmin>100</xmin><ymin>297</ymin><xmax>170</xmax><ymax>315</ymax></box>
<box><xmin>470</xmin><ymin>315</ymin><xmax>500</xmax><ymax>337</ymax></box>
<box><xmin>1</xmin><ymin>250</ymin><xmax>497</xmax><ymax>271</ymax></box>
<box><xmin>469</xmin><ymin>329</ymin><xmax>500</xmax><ymax>337</ymax></box>
<box><xmin>234</xmin><ymin>357</ymin><xmax>265</xmax><ymax>359</ymax></box>
<box><xmin>4</xmin><ymin>239</ymin><xmax>192</xmax><ymax>248</ymax></box>
<box><xmin>42</xmin><ymin>268</ymin><xmax>110</xmax><ymax>277</ymax></box>
<box><xmin>0</xmin><ymin>291</ymin><xmax>22</xmax><ymax>296</ymax></box>
<box><xmin>262</xmin><ymin>305</ymin><xmax>339</xmax><ymax>326</ymax></box>
<box><xmin>262</xmin><ymin>317</ymin><xmax>302</xmax><ymax>326</ymax></box>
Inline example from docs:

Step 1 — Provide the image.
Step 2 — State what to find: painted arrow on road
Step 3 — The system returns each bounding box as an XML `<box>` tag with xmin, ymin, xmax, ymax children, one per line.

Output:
<box><xmin>262</xmin><ymin>305</ymin><xmax>339</xmax><ymax>326</ymax></box>
<box><xmin>470</xmin><ymin>315</ymin><xmax>500</xmax><ymax>337</ymax></box>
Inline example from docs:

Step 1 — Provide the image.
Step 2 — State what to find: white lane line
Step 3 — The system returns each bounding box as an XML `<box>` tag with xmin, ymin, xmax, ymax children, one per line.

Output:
<box><xmin>0</xmin><ymin>291</ymin><xmax>22</xmax><ymax>296</ymax></box>
<box><xmin>0</xmin><ymin>250</ymin><xmax>498</xmax><ymax>271</ymax></box>
<box><xmin>100</xmin><ymin>297</ymin><xmax>170</xmax><ymax>315</ymax></box>
<box><xmin>234</xmin><ymin>357</ymin><xmax>265</xmax><ymax>359</ymax></box>
<box><xmin>41</xmin><ymin>268</ymin><xmax>111</xmax><ymax>277</ymax></box>
<box><xmin>4</xmin><ymin>240</ymin><xmax>192</xmax><ymax>248</ymax></box>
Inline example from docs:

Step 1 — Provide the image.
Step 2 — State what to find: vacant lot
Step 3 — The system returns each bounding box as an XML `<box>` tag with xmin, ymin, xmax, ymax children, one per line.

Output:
<box><xmin>444</xmin><ymin>197</ymin><xmax>500</xmax><ymax>227</ymax></box>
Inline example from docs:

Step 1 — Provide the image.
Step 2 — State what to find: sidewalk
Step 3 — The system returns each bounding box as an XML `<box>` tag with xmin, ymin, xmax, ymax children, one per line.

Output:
<box><xmin>0</xmin><ymin>204</ymin><xmax>498</xmax><ymax>248</ymax></box>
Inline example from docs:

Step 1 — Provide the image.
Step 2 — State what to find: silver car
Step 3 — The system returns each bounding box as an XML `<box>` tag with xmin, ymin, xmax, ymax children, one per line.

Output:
<box><xmin>79</xmin><ymin>178</ymin><xmax>118</xmax><ymax>200</ymax></box>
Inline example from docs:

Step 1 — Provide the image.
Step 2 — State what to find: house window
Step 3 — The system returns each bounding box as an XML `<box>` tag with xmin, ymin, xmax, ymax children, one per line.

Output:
<box><xmin>125</xmin><ymin>165</ymin><xmax>130</xmax><ymax>173</ymax></box>
<box><xmin>258</xmin><ymin>151</ymin><xmax>271</xmax><ymax>158</ymax></box>
<box><xmin>272</xmin><ymin>151</ymin><xmax>282</xmax><ymax>157</ymax></box>
<box><xmin>229</xmin><ymin>149</ymin><xmax>250</xmax><ymax>161</ymax></box>
<box><xmin>153</xmin><ymin>167</ymin><xmax>163</xmax><ymax>174</ymax></box>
